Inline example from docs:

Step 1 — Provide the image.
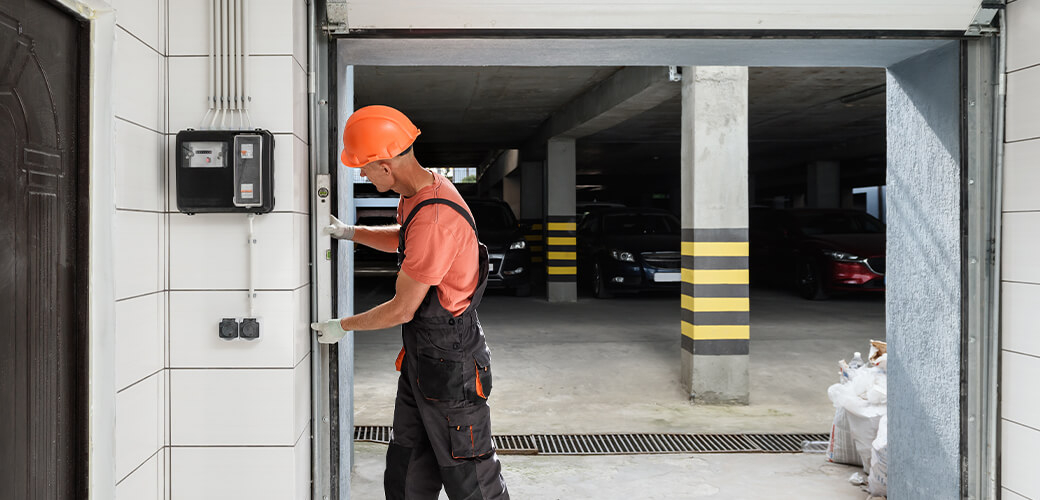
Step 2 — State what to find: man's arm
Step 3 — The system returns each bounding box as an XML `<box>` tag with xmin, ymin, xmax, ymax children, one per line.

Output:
<box><xmin>339</xmin><ymin>269</ymin><xmax>429</xmax><ymax>331</ymax></box>
<box><xmin>324</xmin><ymin>214</ymin><xmax>400</xmax><ymax>253</ymax></box>
<box><xmin>351</xmin><ymin>224</ymin><xmax>401</xmax><ymax>253</ymax></box>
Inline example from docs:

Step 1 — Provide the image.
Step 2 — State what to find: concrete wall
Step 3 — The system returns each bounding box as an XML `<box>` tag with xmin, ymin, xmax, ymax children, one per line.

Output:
<box><xmin>885</xmin><ymin>42</ymin><xmax>961</xmax><ymax>499</ymax></box>
<box><xmin>109</xmin><ymin>0</ymin><xmax>312</xmax><ymax>498</ymax></box>
<box><xmin>1000</xmin><ymin>2</ymin><xmax>1040</xmax><ymax>499</ymax></box>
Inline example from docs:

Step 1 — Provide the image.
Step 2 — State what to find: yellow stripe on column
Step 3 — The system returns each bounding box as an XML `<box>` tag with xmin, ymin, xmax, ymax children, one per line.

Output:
<box><xmin>681</xmin><ymin>296</ymin><xmax>750</xmax><ymax>312</ymax></box>
<box><xmin>526</xmin><ymin>235</ymin><xmax>543</xmax><ymax>242</ymax></box>
<box><xmin>547</xmin><ymin>237</ymin><xmax>576</xmax><ymax>246</ymax></box>
<box><xmin>547</xmin><ymin>251</ymin><xmax>577</xmax><ymax>260</ymax></box>
<box><xmin>681</xmin><ymin>322</ymin><xmax>751</xmax><ymax>340</ymax></box>
<box><xmin>548</xmin><ymin>222</ymin><xmax>577</xmax><ymax>231</ymax></box>
<box><xmin>681</xmin><ymin>241</ymin><xmax>749</xmax><ymax>257</ymax></box>
<box><xmin>680</xmin><ymin>269</ymin><xmax>749</xmax><ymax>284</ymax></box>
<box><xmin>548</xmin><ymin>266</ymin><xmax>577</xmax><ymax>275</ymax></box>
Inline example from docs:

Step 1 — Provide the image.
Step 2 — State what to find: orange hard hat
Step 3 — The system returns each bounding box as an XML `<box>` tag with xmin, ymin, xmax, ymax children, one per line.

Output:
<box><xmin>340</xmin><ymin>105</ymin><xmax>421</xmax><ymax>168</ymax></box>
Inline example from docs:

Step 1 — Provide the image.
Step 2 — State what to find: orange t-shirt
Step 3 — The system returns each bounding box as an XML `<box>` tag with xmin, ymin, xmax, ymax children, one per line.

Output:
<box><xmin>397</xmin><ymin>172</ymin><xmax>479</xmax><ymax>316</ymax></box>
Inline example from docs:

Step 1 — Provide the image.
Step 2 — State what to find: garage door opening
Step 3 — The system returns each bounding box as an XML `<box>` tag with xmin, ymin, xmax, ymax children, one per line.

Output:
<box><xmin>342</xmin><ymin>62</ymin><xmax>893</xmax><ymax>496</ymax></box>
<box><xmin>324</xmin><ymin>35</ymin><xmax>971</xmax><ymax>499</ymax></box>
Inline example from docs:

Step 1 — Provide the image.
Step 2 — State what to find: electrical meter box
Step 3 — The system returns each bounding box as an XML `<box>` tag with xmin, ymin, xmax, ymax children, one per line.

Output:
<box><xmin>175</xmin><ymin>129</ymin><xmax>275</xmax><ymax>214</ymax></box>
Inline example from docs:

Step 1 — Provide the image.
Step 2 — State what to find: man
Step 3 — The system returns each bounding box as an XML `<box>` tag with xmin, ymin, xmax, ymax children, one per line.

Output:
<box><xmin>311</xmin><ymin>105</ymin><xmax>510</xmax><ymax>500</ymax></box>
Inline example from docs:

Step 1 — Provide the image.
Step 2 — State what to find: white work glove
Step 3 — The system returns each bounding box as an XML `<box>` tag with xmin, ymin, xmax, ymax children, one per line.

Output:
<box><xmin>311</xmin><ymin>319</ymin><xmax>348</xmax><ymax>344</ymax></box>
<box><xmin>322</xmin><ymin>214</ymin><xmax>355</xmax><ymax>240</ymax></box>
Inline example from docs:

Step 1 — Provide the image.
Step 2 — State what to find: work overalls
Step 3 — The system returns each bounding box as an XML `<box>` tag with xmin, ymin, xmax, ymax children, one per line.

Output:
<box><xmin>385</xmin><ymin>198</ymin><xmax>510</xmax><ymax>500</ymax></box>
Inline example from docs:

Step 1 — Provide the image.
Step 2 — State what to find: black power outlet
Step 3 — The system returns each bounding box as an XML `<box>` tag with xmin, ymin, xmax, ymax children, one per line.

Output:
<box><xmin>240</xmin><ymin>318</ymin><xmax>260</xmax><ymax>340</ymax></box>
<box><xmin>218</xmin><ymin>318</ymin><xmax>240</xmax><ymax>340</ymax></box>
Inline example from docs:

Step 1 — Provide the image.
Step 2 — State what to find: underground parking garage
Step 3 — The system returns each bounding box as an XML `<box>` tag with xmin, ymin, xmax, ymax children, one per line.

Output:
<box><xmin>338</xmin><ymin>62</ymin><xmax>894</xmax><ymax>497</ymax></box>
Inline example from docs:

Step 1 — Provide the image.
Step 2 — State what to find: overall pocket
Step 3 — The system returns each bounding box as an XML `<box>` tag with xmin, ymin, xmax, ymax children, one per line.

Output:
<box><xmin>446</xmin><ymin>406</ymin><xmax>494</xmax><ymax>460</ymax></box>
<box><xmin>416</xmin><ymin>347</ymin><xmax>465</xmax><ymax>401</ymax></box>
<box><xmin>470</xmin><ymin>347</ymin><xmax>493</xmax><ymax>402</ymax></box>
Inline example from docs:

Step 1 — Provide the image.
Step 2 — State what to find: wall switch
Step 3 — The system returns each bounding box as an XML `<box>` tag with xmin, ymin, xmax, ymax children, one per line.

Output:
<box><xmin>218</xmin><ymin>318</ymin><xmax>240</xmax><ymax>340</ymax></box>
<box><xmin>240</xmin><ymin>318</ymin><xmax>260</xmax><ymax>340</ymax></box>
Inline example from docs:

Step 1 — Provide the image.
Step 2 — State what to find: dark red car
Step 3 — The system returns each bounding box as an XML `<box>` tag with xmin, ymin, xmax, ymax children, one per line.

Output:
<box><xmin>750</xmin><ymin>208</ymin><xmax>885</xmax><ymax>299</ymax></box>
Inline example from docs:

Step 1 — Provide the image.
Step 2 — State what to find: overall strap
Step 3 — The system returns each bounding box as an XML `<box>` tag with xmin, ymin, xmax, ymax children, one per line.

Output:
<box><xmin>398</xmin><ymin>198</ymin><xmax>478</xmax><ymax>258</ymax></box>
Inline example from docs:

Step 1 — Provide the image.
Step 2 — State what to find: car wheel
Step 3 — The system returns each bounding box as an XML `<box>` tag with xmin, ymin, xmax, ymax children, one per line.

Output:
<box><xmin>796</xmin><ymin>260</ymin><xmax>829</xmax><ymax>300</ymax></box>
<box><xmin>593</xmin><ymin>263</ymin><xmax>613</xmax><ymax>299</ymax></box>
<box><xmin>513</xmin><ymin>284</ymin><xmax>531</xmax><ymax>297</ymax></box>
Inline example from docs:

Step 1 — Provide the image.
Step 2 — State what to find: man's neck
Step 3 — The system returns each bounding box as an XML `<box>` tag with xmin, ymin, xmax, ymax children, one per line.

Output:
<box><xmin>395</xmin><ymin>163</ymin><xmax>435</xmax><ymax>198</ymax></box>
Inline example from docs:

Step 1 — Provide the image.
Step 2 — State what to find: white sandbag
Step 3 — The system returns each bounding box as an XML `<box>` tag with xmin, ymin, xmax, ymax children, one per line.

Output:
<box><xmin>828</xmin><ymin>406</ymin><xmax>862</xmax><ymax>466</ymax></box>
<box><xmin>828</xmin><ymin>380</ymin><xmax>885</xmax><ymax>472</ymax></box>
<box><xmin>868</xmin><ymin>415</ymin><xmax>888</xmax><ymax>497</ymax></box>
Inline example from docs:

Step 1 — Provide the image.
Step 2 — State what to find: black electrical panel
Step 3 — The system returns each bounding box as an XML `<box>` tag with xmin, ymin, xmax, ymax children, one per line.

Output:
<box><xmin>176</xmin><ymin>129</ymin><xmax>275</xmax><ymax>214</ymax></box>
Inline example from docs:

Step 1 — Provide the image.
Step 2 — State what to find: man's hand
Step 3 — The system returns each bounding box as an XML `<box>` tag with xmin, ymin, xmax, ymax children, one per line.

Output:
<box><xmin>322</xmin><ymin>214</ymin><xmax>355</xmax><ymax>240</ymax></box>
<box><xmin>311</xmin><ymin>318</ymin><xmax>348</xmax><ymax>344</ymax></box>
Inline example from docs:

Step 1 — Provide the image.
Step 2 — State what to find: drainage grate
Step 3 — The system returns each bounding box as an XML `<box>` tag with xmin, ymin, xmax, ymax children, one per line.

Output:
<box><xmin>354</xmin><ymin>426</ymin><xmax>827</xmax><ymax>455</ymax></box>
<box><xmin>355</xmin><ymin>425</ymin><xmax>393</xmax><ymax>443</ymax></box>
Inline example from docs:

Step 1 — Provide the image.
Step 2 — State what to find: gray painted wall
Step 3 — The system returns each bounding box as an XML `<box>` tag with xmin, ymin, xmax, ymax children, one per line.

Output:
<box><xmin>885</xmin><ymin>41</ymin><xmax>962</xmax><ymax>499</ymax></box>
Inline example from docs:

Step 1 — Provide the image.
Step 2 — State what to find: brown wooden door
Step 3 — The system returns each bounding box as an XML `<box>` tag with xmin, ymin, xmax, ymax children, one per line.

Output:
<box><xmin>0</xmin><ymin>0</ymin><xmax>87</xmax><ymax>498</ymax></box>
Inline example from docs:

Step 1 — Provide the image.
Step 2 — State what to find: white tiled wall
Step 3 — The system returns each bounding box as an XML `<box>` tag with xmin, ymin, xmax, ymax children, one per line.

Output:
<box><xmin>112</xmin><ymin>1</ymin><xmax>168</xmax><ymax>498</ymax></box>
<box><xmin>111</xmin><ymin>0</ymin><xmax>311</xmax><ymax>497</ymax></box>
<box><xmin>116</xmin><ymin>373</ymin><xmax>163</xmax><ymax>480</ymax></box>
<box><xmin>170</xmin><ymin>446</ymin><xmax>299</xmax><ymax>500</ymax></box>
<box><xmin>1001</xmin><ymin>2</ymin><xmax>1040</xmax><ymax>499</ymax></box>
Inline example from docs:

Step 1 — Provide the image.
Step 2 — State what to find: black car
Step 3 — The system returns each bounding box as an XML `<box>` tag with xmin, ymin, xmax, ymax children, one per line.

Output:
<box><xmin>750</xmin><ymin>207</ymin><xmax>885</xmax><ymax>299</ymax></box>
<box><xmin>465</xmin><ymin>198</ymin><xmax>532</xmax><ymax>296</ymax></box>
<box><xmin>577</xmin><ymin>208</ymin><xmax>681</xmax><ymax>298</ymax></box>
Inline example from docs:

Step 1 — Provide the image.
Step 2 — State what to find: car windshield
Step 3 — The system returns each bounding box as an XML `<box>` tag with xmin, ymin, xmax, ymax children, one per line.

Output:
<box><xmin>602</xmin><ymin>213</ymin><xmax>680</xmax><ymax>235</ymax></box>
<box><xmin>469</xmin><ymin>203</ymin><xmax>516</xmax><ymax>233</ymax></box>
<box><xmin>791</xmin><ymin>212</ymin><xmax>884</xmax><ymax>235</ymax></box>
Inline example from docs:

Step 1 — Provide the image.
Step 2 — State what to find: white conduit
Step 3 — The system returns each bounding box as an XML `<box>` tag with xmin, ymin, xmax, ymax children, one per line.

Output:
<box><xmin>248</xmin><ymin>214</ymin><xmax>257</xmax><ymax>318</ymax></box>
<box><xmin>241</xmin><ymin>0</ymin><xmax>251</xmax><ymax>128</ymax></box>
<box><xmin>222</xmin><ymin>0</ymin><xmax>230</xmax><ymax>129</ymax></box>
<box><xmin>200</xmin><ymin>0</ymin><xmax>251</xmax><ymax>130</ymax></box>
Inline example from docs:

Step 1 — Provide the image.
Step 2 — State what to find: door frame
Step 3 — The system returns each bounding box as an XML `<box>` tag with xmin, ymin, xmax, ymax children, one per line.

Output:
<box><xmin>47</xmin><ymin>1</ymin><xmax>117</xmax><ymax>498</ymax></box>
<box><xmin>332</xmin><ymin>30</ymin><xmax>1002</xmax><ymax>500</ymax></box>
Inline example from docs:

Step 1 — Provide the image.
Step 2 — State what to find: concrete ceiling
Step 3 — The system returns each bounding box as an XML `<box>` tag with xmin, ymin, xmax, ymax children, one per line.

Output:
<box><xmin>353</xmin><ymin>65</ymin><xmax>886</xmax><ymax>199</ymax></box>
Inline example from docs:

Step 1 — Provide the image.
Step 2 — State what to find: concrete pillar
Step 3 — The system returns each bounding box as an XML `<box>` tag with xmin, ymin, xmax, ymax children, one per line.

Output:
<box><xmin>546</xmin><ymin>137</ymin><xmax>577</xmax><ymax>303</ymax></box>
<box><xmin>886</xmin><ymin>43</ymin><xmax>961</xmax><ymax>499</ymax></box>
<box><xmin>502</xmin><ymin>175</ymin><xmax>521</xmax><ymax>217</ymax></box>
<box><xmin>806</xmin><ymin>160</ymin><xmax>841</xmax><ymax>208</ymax></box>
<box><xmin>520</xmin><ymin>161</ymin><xmax>546</xmax><ymax>267</ymax></box>
<box><xmin>679</xmin><ymin>66</ymin><xmax>750</xmax><ymax>405</ymax></box>
<box><xmin>520</xmin><ymin>161</ymin><xmax>545</xmax><ymax>220</ymax></box>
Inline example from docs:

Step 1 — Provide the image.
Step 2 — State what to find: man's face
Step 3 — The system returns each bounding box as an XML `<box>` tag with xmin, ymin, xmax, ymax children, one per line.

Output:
<box><xmin>359</xmin><ymin>161</ymin><xmax>394</xmax><ymax>193</ymax></box>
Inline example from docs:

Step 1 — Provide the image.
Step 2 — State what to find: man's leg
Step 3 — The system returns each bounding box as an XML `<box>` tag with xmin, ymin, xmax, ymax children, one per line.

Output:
<box><xmin>385</xmin><ymin>365</ymin><xmax>442</xmax><ymax>500</ymax></box>
<box><xmin>417</xmin><ymin>401</ymin><xmax>510</xmax><ymax>500</ymax></box>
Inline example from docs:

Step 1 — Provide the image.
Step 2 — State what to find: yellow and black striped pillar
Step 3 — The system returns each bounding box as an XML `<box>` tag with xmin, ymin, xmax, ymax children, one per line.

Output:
<box><xmin>521</xmin><ymin>220</ymin><xmax>544</xmax><ymax>265</ymax></box>
<box><xmin>545</xmin><ymin>215</ymin><xmax>577</xmax><ymax>285</ymax></box>
<box><xmin>680</xmin><ymin>227</ymin><xmax>750</xmax><ymax>403</ymax></box>
<box><xmin>680</xmin><ymin>228</ymin><xmax>750</xmax><ymax>355</ymax></box>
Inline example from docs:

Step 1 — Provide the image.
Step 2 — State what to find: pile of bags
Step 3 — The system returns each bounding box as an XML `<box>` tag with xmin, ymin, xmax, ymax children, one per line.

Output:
<box><xmin>827</xmin><ymin>340</ymin><xmax>888</xmax><ymax>498</ymax></box>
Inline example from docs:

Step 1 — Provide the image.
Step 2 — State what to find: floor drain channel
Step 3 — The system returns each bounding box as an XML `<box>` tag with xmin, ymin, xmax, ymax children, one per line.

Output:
<box><xmin>355</xmin><ymin>427</ymin><xmax>827</xmax><ymax>455</ymax></box>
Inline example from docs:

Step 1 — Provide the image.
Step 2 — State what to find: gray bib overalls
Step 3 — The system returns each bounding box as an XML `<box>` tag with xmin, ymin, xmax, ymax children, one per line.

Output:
<box><xmin>384</xmin><ymin>198</ymin><xmax>510</xmax><ymax>500</ymax></box>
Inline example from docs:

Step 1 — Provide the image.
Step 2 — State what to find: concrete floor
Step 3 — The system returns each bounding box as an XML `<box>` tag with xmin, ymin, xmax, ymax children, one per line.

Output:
<box><xmin>350</xmin><ymin>278</ymin><xmax>884</xmax><ymax>498</ymax></box>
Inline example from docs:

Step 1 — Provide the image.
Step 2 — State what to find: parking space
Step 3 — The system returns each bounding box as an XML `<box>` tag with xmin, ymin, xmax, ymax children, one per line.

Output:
<box><xmin>351</xmin><ymin>277</ymin><xmax>881</xmax><ymax>497</ymax></box>
<box><xmin>353</xmin><ymin>278</ymin><xmax>883</xmax><ymax>434</ymax></box>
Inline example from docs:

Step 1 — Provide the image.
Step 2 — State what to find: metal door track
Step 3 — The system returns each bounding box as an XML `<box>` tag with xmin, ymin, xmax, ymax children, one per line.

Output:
<box><xmin>355</xmin><ymin>426</ymin><xmax>827</xmax><ymax>455</ymax></box>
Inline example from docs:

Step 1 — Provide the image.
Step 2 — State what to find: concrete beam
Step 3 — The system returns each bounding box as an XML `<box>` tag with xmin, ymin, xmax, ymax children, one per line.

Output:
<box><xmin>527</xmin><ymin>66</ymin><xmax>680</xmax><ymax>147</ymax></box>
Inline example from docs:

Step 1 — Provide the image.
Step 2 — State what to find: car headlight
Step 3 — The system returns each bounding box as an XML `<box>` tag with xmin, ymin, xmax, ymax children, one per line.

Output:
<box><xmin>610</xmin><ymin>249</ymin><xmax>635</xmax><ymax>262</ymax></box>
<box><xmin>509</xmin><ymin>240</ymin><xmax>526</xmax><ymax>250</ymax></box>
<box><xmin>822</xmin><ymin>249</ymin><xmax>861</xmax><ymax>262</ymax></box>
